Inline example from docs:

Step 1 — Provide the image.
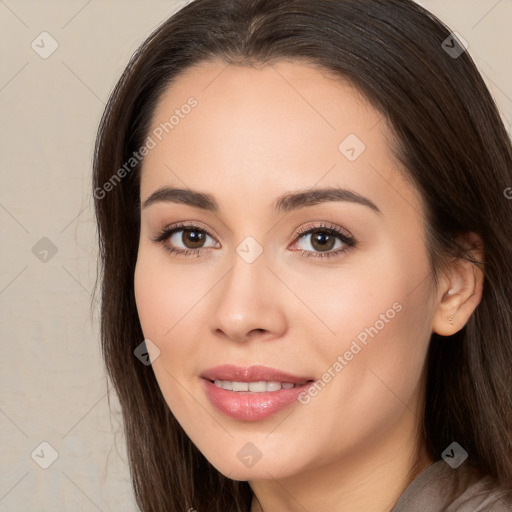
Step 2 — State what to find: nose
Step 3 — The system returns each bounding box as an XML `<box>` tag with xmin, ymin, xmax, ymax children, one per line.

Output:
<box><xmin>209</xmin><ymin>249</ymin><xmax>288</xmax><ymax>343</ymax></box>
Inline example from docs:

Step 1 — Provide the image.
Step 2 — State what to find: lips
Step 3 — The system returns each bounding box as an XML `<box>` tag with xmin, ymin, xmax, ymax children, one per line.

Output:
<box><xmin>200</xmin><ymin>364</ymin><xmax>314</xmax><ymax>384</ymax></box>
<box><xmin>200</xmin><ymin>364</ymin><xmax>315</xmax><ymax>421</ymax></box>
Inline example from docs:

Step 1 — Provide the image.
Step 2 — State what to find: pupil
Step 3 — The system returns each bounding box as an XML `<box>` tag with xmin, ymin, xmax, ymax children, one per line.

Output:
<box><xmin>312</xmin><ymin>231</ymin><xmax>335</xmax><ymax>251</ymax></box>
<box><xmin>183</xmin><ymin>229</ymin><xmax>205</xmax><ymax>248</ymax></box>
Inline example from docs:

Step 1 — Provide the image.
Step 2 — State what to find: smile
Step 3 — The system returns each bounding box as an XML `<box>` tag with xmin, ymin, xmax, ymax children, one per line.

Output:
<box><xmin>212</xmin><ymin>380</ymin><xmax>308</xmax><ymax>392</ymax></box>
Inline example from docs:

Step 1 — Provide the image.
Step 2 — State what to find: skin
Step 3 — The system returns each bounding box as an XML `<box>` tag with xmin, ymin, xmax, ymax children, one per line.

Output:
<box><xmin>134</xmin><ymin>60</ymin><xmax>484</xmax><ymax>512</ymax></box>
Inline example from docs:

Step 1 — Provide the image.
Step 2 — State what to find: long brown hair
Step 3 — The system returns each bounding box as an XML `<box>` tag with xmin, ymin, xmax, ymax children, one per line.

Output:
<box><xmin>92</xmin><ymin>1</ymin><xmax>512</xmax><ymax>510</ymax></box>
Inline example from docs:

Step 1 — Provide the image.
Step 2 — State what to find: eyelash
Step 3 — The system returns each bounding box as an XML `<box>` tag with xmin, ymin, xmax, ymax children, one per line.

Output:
<box><xmin>151</xmin><ymin>221</ymin><xmax>357</xmax><ymax>260</ymax></box>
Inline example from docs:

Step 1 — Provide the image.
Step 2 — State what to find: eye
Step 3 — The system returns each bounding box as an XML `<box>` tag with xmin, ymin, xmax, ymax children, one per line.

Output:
<box><xmin>291</xmin><ymin>222</ymin><xmax>357</xmax><ymax>259</ymax></box>
<box><xmin>152</xmin><ymin>222</ymin><xmax>219</xmax><ymax>257</ymax></box>
<box><xmin>152</xmin><ymin>221</ymin><xmax>357</xmax><ymax>260</ymax></box>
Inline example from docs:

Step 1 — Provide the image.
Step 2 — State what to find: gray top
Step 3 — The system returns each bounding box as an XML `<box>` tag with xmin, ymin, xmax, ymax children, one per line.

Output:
<box><xmin>391</xmin><ymin>460</ymin><xmax>512</xmax><ymax>511</ymax></box>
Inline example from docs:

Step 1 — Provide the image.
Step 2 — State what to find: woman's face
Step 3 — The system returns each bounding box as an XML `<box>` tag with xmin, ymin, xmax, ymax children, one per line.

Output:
<box><xmin>134</xmin><ymin>60</ymin><xmax>440</xmax><ymax>481</ymax></box>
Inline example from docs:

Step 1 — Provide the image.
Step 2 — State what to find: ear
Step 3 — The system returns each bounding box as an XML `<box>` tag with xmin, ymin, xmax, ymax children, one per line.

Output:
<box><xmin>431</xmin><ymin>232</ymin><xmax>485</xmax><ymax>336</ymax></box>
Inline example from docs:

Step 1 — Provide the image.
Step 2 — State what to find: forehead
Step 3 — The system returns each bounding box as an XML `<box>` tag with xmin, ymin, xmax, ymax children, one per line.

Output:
<box><xmin>139</xmin><ymin>59</ymin><xmax>423</xmax><ymax>221</ymax></box>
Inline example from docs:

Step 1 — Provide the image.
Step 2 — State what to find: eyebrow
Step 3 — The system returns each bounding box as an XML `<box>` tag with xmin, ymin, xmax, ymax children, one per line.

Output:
<box><xmin>141</xmin><ymin>186</ymin><xmax>381</xmax><ymax>215</ymax></box>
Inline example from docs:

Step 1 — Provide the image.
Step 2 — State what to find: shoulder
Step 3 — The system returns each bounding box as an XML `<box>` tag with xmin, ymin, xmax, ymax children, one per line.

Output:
<box><xmin>391</xmin><ymin>460</ymin><xmax>512</xmax><ymax>512</ymax></box>
<box><xmin>446</xmin><ymin>475</ymin><xmax>512</xmax><ymax>512</ymax></box>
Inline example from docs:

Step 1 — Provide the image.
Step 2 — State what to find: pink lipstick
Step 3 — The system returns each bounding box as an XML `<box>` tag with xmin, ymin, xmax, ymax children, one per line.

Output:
<box><xmin>200</xmin><ymin>364</ymin><xmax>315</xmax><ymax>421</ymax></box>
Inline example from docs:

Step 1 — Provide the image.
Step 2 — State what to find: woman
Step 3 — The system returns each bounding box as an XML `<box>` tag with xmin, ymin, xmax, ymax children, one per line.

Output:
<box><xmin>92</xmin><ymin>0</ymin><xmax>512</xmax><ymax>510</ymax></box>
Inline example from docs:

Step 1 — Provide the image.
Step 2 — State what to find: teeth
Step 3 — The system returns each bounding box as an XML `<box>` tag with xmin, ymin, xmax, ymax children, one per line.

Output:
<box><xmin>213</xmin><ymin>380</ymin><xmax>304</xmax><ymax>392</ymax></box>
<box><xmin>232</xmin><ymin>381</ymin><xmax>248</xmax><ymax>392</ymax></box>
<box><xmin>266</xmin><ymin>381</ymin><xmax>282</xmax><ymax>391</ymax></box>
<box><xmin>249</xmin><ymin>381</ymin><xmax>266</xmax><ymax>392</ymax></box>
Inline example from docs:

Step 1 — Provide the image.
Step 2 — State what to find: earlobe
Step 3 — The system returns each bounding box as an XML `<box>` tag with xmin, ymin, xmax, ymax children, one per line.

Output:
<box><xmin>431</xmin><ymin>233</ymin><xmax>484</xmax><ymax>337</ymax></box>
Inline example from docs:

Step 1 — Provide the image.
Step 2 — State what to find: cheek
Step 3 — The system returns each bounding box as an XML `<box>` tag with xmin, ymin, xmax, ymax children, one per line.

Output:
<box><xmin>133</xmin><ymin>247</ymin><xmax>219</xmax><ymax>391</ymax></box>
<box><xmin>134</xmin><ymin>254</ymin><xmax>165</xmax><ymax>340</ymax></box>
<box><xmin>299</xmin><ymin>245</ymin><xmax>434</xmax><ymax>444</ymax></box>
<box><xmin>134</xmin><ymin>251</ymin><xmax>188</xmax><ymax>387</ymax></box>
<box><xmin>298</xmin><ymin>236</ymin><xmax>432</xmax><ymax>351</ymax></box>
<box><xmin>134</xmin><ymin>247</ymin><xmax>211</xmax><ymax>341</ymax></box>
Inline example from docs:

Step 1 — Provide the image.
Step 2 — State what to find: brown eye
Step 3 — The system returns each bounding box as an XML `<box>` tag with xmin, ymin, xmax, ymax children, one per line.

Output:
<box><xmin>152</xmin><ymin>224</ymin><xmax>219</xmax><ymax>255</ymax></box>
<box><xmin>291</xmin><ymin>223</ymin><xmax>357</xmax><ymax>260</ymax></box>
<box><xmin>309</xmin><ymin>231</ymin><xmax>337</xmax><ymax>252</ymax></box>
<box><xmin>296</xmin><ymin>229</ymin><xmax>347</xmax><ymax>254</ymax></box>
<box><xmin>181</xmin><ymin>229</ymin><xmax>207</xmax><ymax>249</ymax></box>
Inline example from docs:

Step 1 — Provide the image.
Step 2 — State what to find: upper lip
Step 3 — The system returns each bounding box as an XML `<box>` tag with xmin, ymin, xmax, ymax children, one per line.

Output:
<box><xmin>200</xmin><ymin>364</ymin><xmax>314</xmax><ymax>384</ymax></box>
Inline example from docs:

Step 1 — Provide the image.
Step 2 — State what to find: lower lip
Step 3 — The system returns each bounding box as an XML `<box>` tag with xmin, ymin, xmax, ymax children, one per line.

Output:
<box><xmin>202</xmin><ymin>379</ymin><xmax>313</xmax><ymax>421</ymax></box>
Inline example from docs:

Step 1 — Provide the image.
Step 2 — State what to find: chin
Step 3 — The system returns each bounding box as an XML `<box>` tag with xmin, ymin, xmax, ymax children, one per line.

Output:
<box><xmin>204</xmin><ymin>450</ymin><xmax>306</xmax><ymax>482</ymax></box>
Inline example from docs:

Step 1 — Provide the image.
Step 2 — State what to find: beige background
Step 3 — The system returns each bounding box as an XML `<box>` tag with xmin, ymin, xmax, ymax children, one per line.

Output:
<box><xmin>0</xmin><ymin>1</ymin><xmax>511</xmax><ymax>510</ymax></box>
